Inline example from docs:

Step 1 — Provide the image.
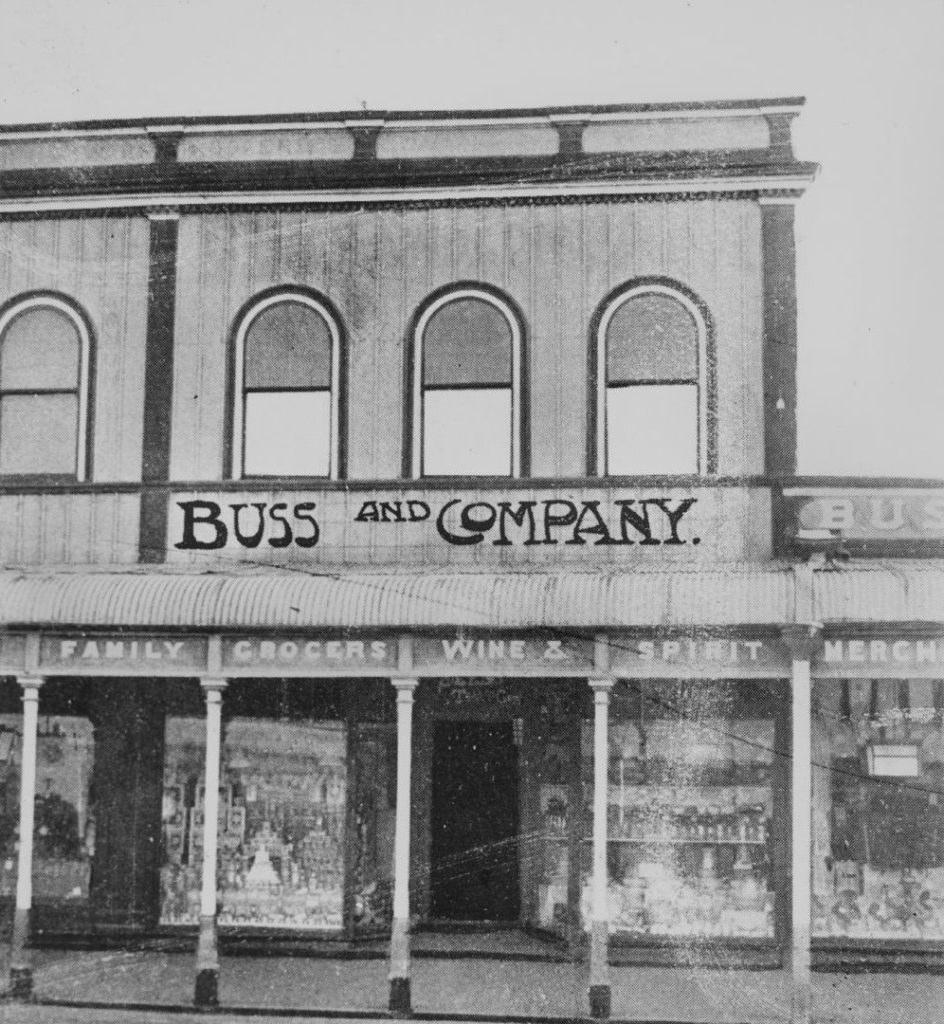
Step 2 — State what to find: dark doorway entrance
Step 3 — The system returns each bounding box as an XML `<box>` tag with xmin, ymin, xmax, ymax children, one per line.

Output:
<box><xmin>430</xmin><ymin>721</ymin><xmax>520</xmax><ymax>921</ymax></box>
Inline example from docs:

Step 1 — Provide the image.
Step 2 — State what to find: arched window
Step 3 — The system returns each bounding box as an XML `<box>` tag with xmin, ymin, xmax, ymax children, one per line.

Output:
<box><xmin>0</xmin><ymin>295</ymin><xmax>91</xmax><ymax>479</ymax></box>
<box><xmin>412</xmin><ymin>287</ymin><xmax>523</xmax><ymax>477</ymax></box>
<box><xmin>595</xmin><ymin>283</ymin><xmax>710</xmax><ymax>476</ymax></box>
<box><xmin>231</xmin><ymin>292</ymin><xmax>342</xmax><ymax>479</ymax></box>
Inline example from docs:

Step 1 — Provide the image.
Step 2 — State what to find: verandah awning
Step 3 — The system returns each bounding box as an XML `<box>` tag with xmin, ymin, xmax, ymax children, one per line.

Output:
<box><xmin>0</xmin><ymin>562</ymin><xmax>941</xmax><ymax>631</ymax></box>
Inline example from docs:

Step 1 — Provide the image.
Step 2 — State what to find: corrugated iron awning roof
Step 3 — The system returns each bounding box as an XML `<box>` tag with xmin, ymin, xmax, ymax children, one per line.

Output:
<box><xmin>0</xmin><ymin>563</ymin><xmax>940</xmax><ymax>631</ymax></box>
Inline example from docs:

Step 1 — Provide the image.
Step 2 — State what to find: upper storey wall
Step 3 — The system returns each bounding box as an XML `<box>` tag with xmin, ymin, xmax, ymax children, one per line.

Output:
<box><xmin>169</xmin><ymin>198</ymin><xmax>763</xmax><ymax>481</ymax></box>
<box><xmin>0</xmin><ymin>215</ymin><xmax>149</xmax><ymax>482</ymax></box>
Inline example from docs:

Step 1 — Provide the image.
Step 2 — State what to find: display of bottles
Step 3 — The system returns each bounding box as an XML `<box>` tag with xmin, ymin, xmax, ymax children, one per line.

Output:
<box><xmin>606</xmin><ymin>802</ymin><xmax>770</xmax><ymax>845</ymax></box>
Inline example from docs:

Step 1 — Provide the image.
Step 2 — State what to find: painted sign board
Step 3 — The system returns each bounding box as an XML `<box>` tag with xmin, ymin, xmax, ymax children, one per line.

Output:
<box><xmin>221</xmin><ymin>636</ymin><xmax>397</xmax><ymax>673</ymax></box>
<box><xmin>412</xmin><ymin>635</ymin><xmax>594</xmax><ymax>675</ymax></box>
<box><xmin>607</xmin><ymin>634</ymin><xmax>790</xmax><ymax>677</ymax></box>
<box><xmin>40</xmin><ymin>635</ymin><xmax>209</xmax><ymax>675</ymax></box>
<box><xmin>165</xmin><ymin>484</ymin><xmax>773</xmax><ymax>567</ymax></box>
<box><xmin>10</xmin><ymin>630</ymin><xmax>937</xmax><ymax>681</ymax></box>
<box><xmin>814</xmin><ymin>637</ymin><xmax>944</xmax><ymax>678</ymax></box>
<box><xmin>0</xmin><ymin>633</ymin><xmax>26</xmax><ymax>673</ymax></box>
<box><xmin>782</xmin><ymin>488</ymin><xmax>944</xmax><ymax>555</ymax></box>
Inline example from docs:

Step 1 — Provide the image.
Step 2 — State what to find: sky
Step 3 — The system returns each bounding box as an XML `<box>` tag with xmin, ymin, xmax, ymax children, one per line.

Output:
<box><xmin>1</xmin><ymin>0</ymin><xmax>941</xmax><ymax>478</ymax></box>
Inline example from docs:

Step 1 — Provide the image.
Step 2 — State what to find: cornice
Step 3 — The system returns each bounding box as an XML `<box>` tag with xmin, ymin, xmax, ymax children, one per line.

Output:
<box><xmin>0</xmin><ymin>165</ymin><xmax>818</xmax><ymax>217</ymax></box>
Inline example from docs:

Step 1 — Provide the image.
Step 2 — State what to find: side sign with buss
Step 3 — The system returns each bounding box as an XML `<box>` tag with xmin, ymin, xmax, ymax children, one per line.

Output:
<box><xmin>783</xmin><ymin>488</ymin><xmax>944</xmax><ymax>554</ymax></box>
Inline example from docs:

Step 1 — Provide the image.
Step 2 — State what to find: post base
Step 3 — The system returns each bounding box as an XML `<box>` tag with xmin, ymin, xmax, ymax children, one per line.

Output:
<box><xmin>588</xmin><ymin>983</ymin><xmax>611</xmax><ymax>1020</ymax></box>
<box><xmin>194</xmin><ymin>966</ymin><xmax>219</xmax><ymax>1008</ymax></box>
<box><xmin>8</xmin><ymin>965</ymin><xmax>33</xmax><ymax>1000</ymax></box>
<box><xmin>389</xmin><ymin>976</ymin><xmax>411</xmax><ymax>1016</ymax></box>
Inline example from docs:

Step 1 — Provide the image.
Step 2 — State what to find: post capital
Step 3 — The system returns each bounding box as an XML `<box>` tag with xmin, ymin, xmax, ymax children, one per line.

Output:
<box><xmin>781</xmin><ymin>623</ymin><xmax>823</xmax><ymax>662</ymax></box>
<box><xmin>392</xmin><ymin>679</ymin><xmax>418</xmax><ymax>702</ymax></box>
<box><xmin>16</xmin><ymin>675</ymin><xmax>44</xmax><ymax>696</ymax></box>
<box><xmin>589</xmin><ymin>678</ymin><xmax>614</xmax><ymax>702</ymax></box>
<box><xmin>200</xmin><ymin>677</ymin><xmax>228</xmax><ymax>696</ymax></box>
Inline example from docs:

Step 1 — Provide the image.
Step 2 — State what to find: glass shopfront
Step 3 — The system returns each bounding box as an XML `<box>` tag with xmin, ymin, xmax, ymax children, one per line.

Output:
<box><xmin>0</xmin><ymin>680</ymin><xmax>94</xmax><ymax>912</ymax></box>
<box><xmin>812</xmin><ymin>678</ymin><xmax>944</xmax><ymax>941</ymax></box>
<box><xmin>582</xmin><ymin>681</ymin><xmax>777</xmax><ymax>941</ymax></box>
<box><xmin>160</xmin><ymin>681</ymin><xmax>348</xmax><ymax>931</ymax></box>
<box><xmin>350</xmin><ymin>720</ymin><xmax>396</xmax><ymax>932</ymax></box>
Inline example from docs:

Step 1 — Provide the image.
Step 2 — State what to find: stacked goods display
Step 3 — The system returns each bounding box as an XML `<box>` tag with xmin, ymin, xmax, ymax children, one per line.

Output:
<box><xmin>812</xmin><ymin>679</ymin><xmax>944</xmax><ymax>940</ymax></box>
<box><xmin>161</xmin><ymin>717</ymin><xmax>345</xmax><ymax>930</ymax></box>
<box><xmin>0</xmin><ymin>714</ymin><xmax>94</xmax><ymax>907</ymax></box>
<box><xmin>581</xmin><ymin>682</ymin><xmax>776</xmax><ymax>940</ymax></box>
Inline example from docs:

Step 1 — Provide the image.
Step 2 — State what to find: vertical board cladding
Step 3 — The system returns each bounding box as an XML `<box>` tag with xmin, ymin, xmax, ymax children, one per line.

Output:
<box><xmin>170</xmin><ymin>199</ymin><xmax>763</xmax><ymax>481</ymax></box>
<box><xmin>0</xmin><ymin>216</ymin><xmax>150</xmax><ymax>482</ymax></box>
<box><xmin>0</xmin><ymin>493</ymin><xmax>140</xmax><ymax>565</ymax></box>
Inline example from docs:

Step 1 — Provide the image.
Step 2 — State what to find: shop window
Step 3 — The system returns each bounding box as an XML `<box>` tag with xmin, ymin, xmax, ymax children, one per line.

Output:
<box><xmin>596</xmin><ymin>284</ymin><xmax>708</xmax><ymax>476</ymax></box>
<box><xmin>0</xmin><ymin>707</ymin><xmax>95</xmax><ymax>908</ymax></box>
<box><xmin>0</xmin><ymin>296</ymin><xmax>91</xmax><ymax>478</ymax></box>
<box><xmin>413</xmin><ymin>287</ymin><xmax>523</xmax><ymax>477</ymax></box>
<box><xmin>812</xmin><ymin>679</ymin><xmax>944</xmax><ymax>940</ymax></box>
<box><xmin>528</xmin><ymin>685</ymin><xmax>581</xmax><ymax>937</ymax></box>
<box><xmin>581</xmin><ymin>681</ymin><xmax>775</xmax><ymax>939</ymax></box>
<box><xmin>351</xmin><ymin>722</ymin><xmax>396</xmax><ymax>932</ymax></box>
<box><xmin>231</xmin><ymin>292</ymin><xmax>341</xmax><ymax>478</ymax></box>
<box><xmin>161</xmin><ymin>714</ymin><xmax>346</xmax><ymax>930</ymax></box>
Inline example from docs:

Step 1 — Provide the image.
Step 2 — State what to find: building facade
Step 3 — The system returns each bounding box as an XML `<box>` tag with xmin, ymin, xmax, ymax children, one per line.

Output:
<box><xmin>0</xmin><ymin>98</ymin><xmax>942</xmax><ymax>1022</ymax></box>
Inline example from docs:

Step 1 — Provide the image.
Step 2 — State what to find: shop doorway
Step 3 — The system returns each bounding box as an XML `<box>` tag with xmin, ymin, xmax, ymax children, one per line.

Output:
<box><xmin>430</xmin><ymin>721</ymin><xmax>520</xmax><ymax>921</ymax></box>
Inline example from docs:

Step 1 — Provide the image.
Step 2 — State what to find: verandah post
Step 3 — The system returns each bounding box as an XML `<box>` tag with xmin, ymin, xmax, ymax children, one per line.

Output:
<box><xmin>7</xmin><ymin>676</ymin><xmax>43</xmax><ymax>1000</ymax></box>
<box><xmin>388</xmin><ymin>678</ymin><xmax>418</xmax><ymax>1015</ymax></box>
<box><xmin>782</xmin><ymin>623</ymin><xmax>822</xmax><ymax>1024</ymax></box>
<box><xmin>588</xmin><ymin>678</ymin><xmax>614</xmax><ymax>1020</ymax></box>
<box><xmin>195</xmin><ymin>677</ymin><xmax>227</xmax><ymax>1008</ymax></box>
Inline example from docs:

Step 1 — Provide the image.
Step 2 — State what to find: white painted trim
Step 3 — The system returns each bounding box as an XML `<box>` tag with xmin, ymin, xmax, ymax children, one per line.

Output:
<box><xmin>0</xmin><ymin>175</ymin><xmax>816</xmax><ymax>216</ymax></box>
<box><xmin>783</xmin><ymin>486</ymin><xmax>944</xmax><ymax>497</ymax></box>
<box><xmin>0</xmin><ymin>105</ymin><xmax>802</xmax><ymax>142</ymax></box>
<box><xmin>0</xmin><ymin>296</ymin><xmax>91</xmax><ymax>481</ymax></box>
<box><xmin>391</xmin><ymin>680</ymin><xmax>417</xmax><ymax>922</ymax></box>
<box><xmin>199</xmin><ymin>681</ymin><xmax>226</xmax><ymax>919</ymax></box>
<box><xmin>0</xmin><ymin>126</ymin><xmax>149</xmax><ymax>140</ymax></box>
<box><xmin>231</xmin><ymin>292</ymin><xmax>342</xmax><ymax>480</ymax></box>
<box><xmin>589</xmin><ymin>679</ymin><xmax>613</xmax><ymax>925</ymax></box>
<box><xmin>15</xmin><ymin>677</ymin><xmax>42</xmax><ymax>912</ymax></box>
<box><xmin>790</xmin><ymin>656</ymin><xmax>813</xmax><ymax>1023</ymax></box>
<box><xmin>412</xmin><ymin>288</ymin><xmax>522</xmax><ymax>479</ymax></box>
<box><xmin>582</xmin><ymin>106</ymin><xmax>801</xmax><ymax>122</ymax></box>
<box><xmin>596</xmin><ymin>284</ymin><xmax>709</xmax><ymax>477</ymax></box>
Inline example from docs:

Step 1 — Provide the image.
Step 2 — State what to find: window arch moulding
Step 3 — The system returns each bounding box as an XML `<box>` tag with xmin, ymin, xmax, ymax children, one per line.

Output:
<box><xmin>229</xmin><ymin>289</ymin><xmax>344</xmax><ymax>481</ymax></box>
<box><xmin>409</xmin><ymin>284</ymin><xmax>526</xmax><ymax>479</ymax></box>
<box><xmin>0</xmin><ymin>292</ymin><xmax>93</xmax><ymax>481</ymax></box>
<box><xmin>591</xmin><ymin>280</ymin><xmax>715</xmax><ymax>478</ymax></box>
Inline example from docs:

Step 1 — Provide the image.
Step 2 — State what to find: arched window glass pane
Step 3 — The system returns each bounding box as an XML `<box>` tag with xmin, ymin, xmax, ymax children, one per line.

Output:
<box><xmin>423</xmin><ymin>389</ymin><xmax>511</xmax><ymax>476</ymax></box>
<box><xmin>0</xmin><ymin>394</ymin><xmax>78</xmax><ymax>475</ymax></box>
<box><xmin>606</xmin><ymin>293</ymin><xmax>697</xmax><ymax>384</ymax></box>
<box><xmin>245</xmin><ymin>302</ymin><xmax>332</xmax><ymax>389</ymax></box>
<box><xmin>244</xmin><ymin>391</ymin><xmax>331</xmax><ymax>477</ymax></box>
<box><xmin>239</xmin><ymin>298</ymin><xmax>336</xmax><ymax>478</ymax></box>
<box><xmin>423</xmin><ymin>297</ymin><xmax>512</xmax><ymax>387</ymax></box>
<box><xmin>606</xmin><ymin>384</ymin><xmax>697</xmax><ymax>475</ymax></box>
<box><xmin>1</xmin><ymin>308</ymin><xmax>79</xmax><ymax>390</ymax></box>
<box><xmin>0</xmin><ymin>305</ymin><xmax>83</xmax><ymax>476</ymax></box>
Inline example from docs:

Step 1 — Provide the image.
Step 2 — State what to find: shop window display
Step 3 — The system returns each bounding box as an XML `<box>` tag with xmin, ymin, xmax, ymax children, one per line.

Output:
<box><xmin>812</xmin><ymin>679</ymin><xmax>944</xmax><ymax>941</ymax></box>
<box><xmin>161</xmin><ymin>715</ymin><xmax>346</xmax><ymax>930</ymax></box>
<box><xmin>0</xmin><ymin>713</ymin><xmax>94</xmax><ymax>905</ymax></box>
<box><xmin>531</xmin><ymin>686</ymin><xmax>580</xmax><ymax>935</ymax></box>
<box><xmin>351</xmin><ymin>722</ymin><xmax>395</xmax><ymax>932</ymax></box>
<box><xmin>581</xmin><ymin>681</ymin><xmax>775</xmax><ymax>940</ymax></box>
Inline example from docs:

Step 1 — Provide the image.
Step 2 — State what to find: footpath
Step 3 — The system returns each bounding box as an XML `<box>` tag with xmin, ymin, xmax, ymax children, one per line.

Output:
<box><xmin>0</xmin><ymin>949</ymin><xmax>942</xmax><ymax>1024</ymax></box>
